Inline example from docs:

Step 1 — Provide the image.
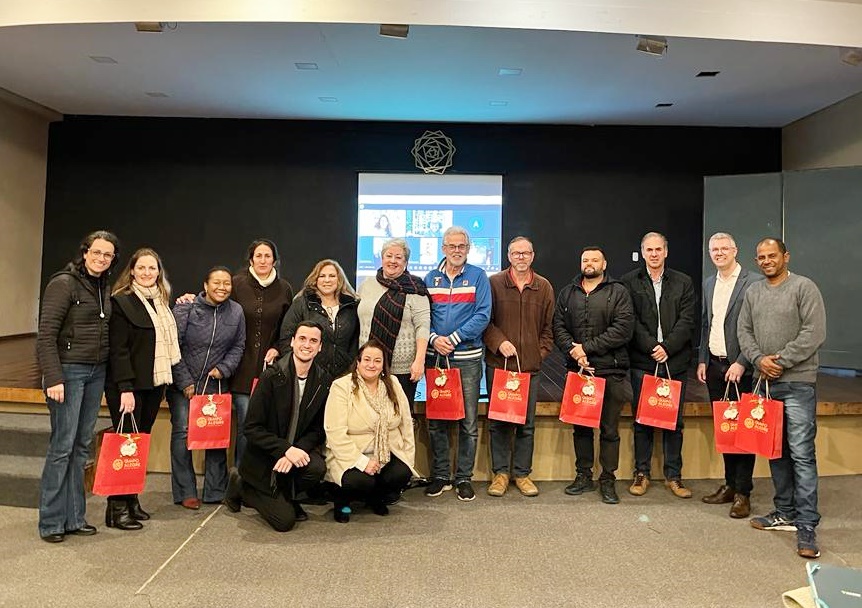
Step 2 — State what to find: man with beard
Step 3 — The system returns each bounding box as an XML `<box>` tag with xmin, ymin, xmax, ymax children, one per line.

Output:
<box><xmin>553</xmin><ymin>247</ymin><xmax>634</xmax><ymax>504</ymax></box>
<box><xmin>224</xmin><ymin>321</ymin><xmax>332</xmax><ymax>532</ymax></box>
<box><xmin>738</xmin><ymin>238</ymin><xmax>826</xmax><ymax>559</ymax></box>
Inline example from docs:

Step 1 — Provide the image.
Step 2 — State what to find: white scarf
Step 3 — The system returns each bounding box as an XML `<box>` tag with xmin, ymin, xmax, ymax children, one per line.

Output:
<box><xmin>358</xmin><ymin>379</ymin><xmax>393</xmax><ymax>466</ymax></box>
<box><xmin>131</xmin><ymin>282</ymin><xmax>181</xmax><ymax>386</ymax></box>
<box><xmin>250</xmin><ymin>266</ymin><xmax>277</xmax><ymax>288</ymax></box>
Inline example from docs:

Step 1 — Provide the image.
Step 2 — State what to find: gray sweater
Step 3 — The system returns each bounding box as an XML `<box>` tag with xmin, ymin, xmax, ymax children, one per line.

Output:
<box><xmin>737</xmin><ymin>273</ymin><xmax>826</xmax><ymax>383</ymax></box>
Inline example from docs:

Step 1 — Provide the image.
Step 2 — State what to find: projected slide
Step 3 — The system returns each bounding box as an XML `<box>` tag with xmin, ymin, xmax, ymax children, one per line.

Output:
<box><xmin>356</xmin><ymin>173</ymin><xmax>503</xmax><ymax>289</ymax></box>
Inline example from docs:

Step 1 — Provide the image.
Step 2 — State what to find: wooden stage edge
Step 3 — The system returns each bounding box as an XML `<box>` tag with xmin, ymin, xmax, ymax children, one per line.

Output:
<box><xmin>3</xmin><ymin>386</ymin><xmax>861</xmax><ymax>417</ymax></box>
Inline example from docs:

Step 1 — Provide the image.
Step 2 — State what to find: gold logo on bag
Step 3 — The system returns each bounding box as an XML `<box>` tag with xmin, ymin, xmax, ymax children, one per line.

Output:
<box><xmin>430</xmin><ymin>389</ymin><xmax>440</xmax><ymax>399</ymax></box>
<box><xmin>497</xmin><ymin>390</ymin><xmax>508</xmax><ymax>399</ymax></box>
<box><xmin>648</xmin><ymin>396</ymin><xmax>658</xmax><ymax>406</ymax></box>
<box><xmin>744</xmin><ymin>418</ymin><xmax>755</xmax><ymax>429</ymax></box>
<box><xmin>196</xmin><ymin>417</ymin><xmax>208</xmax><ymax>428</ymax></box>
<box><xmin>720</xmin><ymin>422</ymin><xmax>731</xmax><ymax>433</ymax></box>
<box><xmin>572</xmin><ymin>394</ymin><xmax>582</xmax><ymax>404</ymax></box>
<box><xmin>112</xmin><ymin>458</ymin><xmax>124</xmax><ymax>471</ymax></box>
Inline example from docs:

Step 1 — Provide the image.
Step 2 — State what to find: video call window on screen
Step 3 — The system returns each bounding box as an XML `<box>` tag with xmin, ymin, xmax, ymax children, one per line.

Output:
<box><xmin>356</xmin><ymin>173</ymin><xmax>503</xmax><ymax>289</ymax></box>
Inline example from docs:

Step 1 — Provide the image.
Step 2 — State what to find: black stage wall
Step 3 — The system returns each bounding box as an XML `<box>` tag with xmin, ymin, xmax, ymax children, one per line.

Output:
<box><xmin>42</xmin><ymin>117</ymin><xmax>781</xmax><ymax>296</ymax></box>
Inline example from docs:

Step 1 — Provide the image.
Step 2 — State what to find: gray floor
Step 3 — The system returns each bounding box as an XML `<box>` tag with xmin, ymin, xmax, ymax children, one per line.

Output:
<box><xmin>2</xmin><ymin>474</ymin><xmax>860</xmax><ymax>608</ymax></box>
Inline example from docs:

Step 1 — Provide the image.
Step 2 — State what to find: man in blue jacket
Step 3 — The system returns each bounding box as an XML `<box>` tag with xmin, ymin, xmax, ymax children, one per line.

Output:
<box><xmin>424</xmin><ymin>226</ymin><xmax>492</xmax><ymax>502</ymax></box>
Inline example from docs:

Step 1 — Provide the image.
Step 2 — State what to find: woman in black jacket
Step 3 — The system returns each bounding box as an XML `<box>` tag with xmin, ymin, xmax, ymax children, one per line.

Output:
<box><xmin>36</xmin><ymin>230</ymin><xmax>119</xmax><ymax>543</ymax></box>
<box><xmin>277</xmin><ymin>259</ymin><xmax>359</xmax><ymax>378</ymax></box>
<box><xmin>105</xmin><ymin>248</ymin><xmax>180</xmax><ymax>530</ymax></box>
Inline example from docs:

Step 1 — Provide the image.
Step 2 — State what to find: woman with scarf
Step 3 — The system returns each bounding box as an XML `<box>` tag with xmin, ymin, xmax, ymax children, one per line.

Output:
<box><xmin>105</xmin><ymin>248</ymin><xmax>181</xmax><ymax>530</ymax></box>
<box><xmin>324</xmin><ymin>340</ymin><xmax>417</xmax><ymax>523</ymax></box>
<box><xmin>356</xmin><ymin>238</ymin><xmax>430</xmax><ymax>414</ymax></box>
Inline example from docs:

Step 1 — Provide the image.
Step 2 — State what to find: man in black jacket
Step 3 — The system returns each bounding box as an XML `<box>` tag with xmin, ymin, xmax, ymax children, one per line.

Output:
<box><xmin>224</xmin><ymin>321</ymin><xmax>332</xmax><ymax>531</ymax></box>
<box><xmin>553</xmin><ymin>247</ymin><xmax>634</xmax><ymax>504</ymax></box>
<box><xmin>621</xmin><ymin>232</ymin><xmax>696</xmax><ymax>499</ymax></box>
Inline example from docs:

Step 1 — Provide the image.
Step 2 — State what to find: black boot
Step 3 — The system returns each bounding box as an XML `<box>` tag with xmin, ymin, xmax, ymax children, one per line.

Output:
<box><xmin>127</xmin><ymin>495</ymin><xmax>150</xmax><ymax>521</ymax></box>
<box><xmin>105</xmin><ymin>498</ymin><xmax>143</xmax><ymax>531</ymax></box>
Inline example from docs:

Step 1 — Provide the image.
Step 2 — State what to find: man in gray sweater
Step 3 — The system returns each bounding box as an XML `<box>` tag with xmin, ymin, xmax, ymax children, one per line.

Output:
<box><xmin>737</xmin><ymin>237</ymin><xmax>826</xmax><ymax>559</ymax></box>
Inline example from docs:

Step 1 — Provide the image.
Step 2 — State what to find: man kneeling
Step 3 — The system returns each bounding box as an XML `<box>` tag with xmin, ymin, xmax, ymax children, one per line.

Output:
<box><xmin>224</xmin><ymin>321</ymin><xmax>332</xmax><ymax>531</ymax></box>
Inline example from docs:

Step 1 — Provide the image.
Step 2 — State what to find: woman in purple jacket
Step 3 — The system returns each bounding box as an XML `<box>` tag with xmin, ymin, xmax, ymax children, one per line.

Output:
<box><xmin>166</xmin><ymin>267</ymin><xmax>246</xmax><ymax>509</ymax></box>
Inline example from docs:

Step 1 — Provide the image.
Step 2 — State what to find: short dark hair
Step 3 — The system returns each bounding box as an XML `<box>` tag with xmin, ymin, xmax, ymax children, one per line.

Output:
<box><xmin>580</xmin><ymin>246</ymin><xmax>606</xmax><ymax>260</ymax></box>
<box><xmin>295</xmin><ymin>320</ymin><xmax>324</xmax><ymax>335</ymax></box>
<box><xmin>756</xmin><ymin>237</ymin><xmax>787</xmax><ymax>255</ymax></box>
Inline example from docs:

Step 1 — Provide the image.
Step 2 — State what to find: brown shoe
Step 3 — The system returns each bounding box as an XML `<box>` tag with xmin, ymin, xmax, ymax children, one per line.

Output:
<box><xmin>487</xmin><ymin>473</ymin><xmax>510</xmax><ymax>497</ymax></box>
<box><xmin>729</xmin><ymin>494</ymin><xmax>751</xmax><ymax>519</ymax></box>
<box><xmin>702</xmin><ymin>484</ymin><xmax>736</xmax><ymax>504</ymax></box>
<box><xmin>181</xmin><ymin>498</ymin><xmax>201</xmax><ymax>510</ymax></box>
<box><xmin>514</xmin><ymin>476</ymin><xmax>539</xmax><ymax>497</ymax></box>
<box><xmin>665</xmin><ymin>479</ymin><xmax>692</xmax><ymax>499</ymax></box>
<box><xmin>629</xmin><ymin>472</ymin><xmax>650</xmax><ymax>496</ymax></box>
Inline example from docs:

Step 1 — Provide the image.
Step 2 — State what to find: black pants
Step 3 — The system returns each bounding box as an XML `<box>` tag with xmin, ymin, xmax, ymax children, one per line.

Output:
<box><xmin>631</xmin><ymin>367</ymin><xmax>688</xmax><ymax>480</ymax></box>
<box><xmin>241</xmin><ymin>451</ymin><xmax>326</xmax><ymax>532</ymax></box>
<box><xmin>706</xmin><ymin>358</ymin><xmax>755</xmax><ymax>496</ymax></box>
<box><xmin>572</xmin><ymin>374</ymin><xmax>631</xmax><ymax>481</ymax></box>
<box><xmin>104</xmin><ymin>384</ymin><xmax>165</xmax><ymax>501</ymax></box>
<box><xmin>395</xmin><ymin>374</ymin><xmax>418</xmax><ymax>415</ymax></box>
<box><xmin>338</xmin><ymin>454</ymin><xmax>412</xmax><ymax>506</ymax></box>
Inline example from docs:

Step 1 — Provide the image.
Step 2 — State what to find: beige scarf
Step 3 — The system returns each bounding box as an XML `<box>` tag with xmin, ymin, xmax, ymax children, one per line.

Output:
<box><xmin>250</xmin><ymin>266</ymin><xmax>277</xmax><ymax>288</ymax></box>
<box><xmin>358</xmin><ymin>379</ymin><xmax>393</xmax><ymax>465</ymax></box>
<box><xmin>131</xmin><ymin>282</ymin><xmax>181</xmax><ymax>386</ymax></box>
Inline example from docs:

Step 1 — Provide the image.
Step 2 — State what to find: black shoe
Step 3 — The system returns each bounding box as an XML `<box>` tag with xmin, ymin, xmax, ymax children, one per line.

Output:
<box><xmin>425</xmin><ymin>479</ymin><xmax>453</xmax><ymax>497</ymax></box>
<box><xmin>369</xmin><ymin>502</ymin><xmax>389</xmax><ymax>516</ymax></box>
<box><xmin>407</xmin><ymin>476</ymin><xmax>430</xmax><ymax>489</ymax></box>
<box><xmin>105</xmin><ymin>498</ymin><xmax>143</xmax><ymax>531</ymax></box>
<box><xmin>600</xmin><ymin>479</ymin><xmax>620</xmax><ymax>504</ymax></box>
<box><xmin>67</xmin><ymin>524</ymin><xmax>98</xmax><ymax>536</ymax></box>
<box><xmin>224</xmin><ymin>467</ymin><xmax>242</xmax><ymax>513</ymax></box>
<box><xmin>383</xmin><ymin>490</ymin><xmax>403</xmax><ymax>506</ymax></box>
<box><xmin>564</xmin><ymin>473</ymin><xmax>596</xmax><ymax>496</ymax></box>
<box><xmin>456</xmin><ymin>481</ymin><xmax>476</xmax><ymax>502</ymax></box>
<box><xmin>41</xmin><ymin>533</ymin><xmax>64</xmax><ymax>543</ymax></box>
<box><xmin>292</xmin><ymin>502</ymin><xmax>309</xmax><ymax>522</ymax></box>
<box><xmin>334</xmin><ymin>504</ymin><xmax>351</xmax><ymax>523</ymax></box>
<box><xmin>127</xmin><ymin>496</ymin><xmax>150</xmax><ymax>521</ymax></box>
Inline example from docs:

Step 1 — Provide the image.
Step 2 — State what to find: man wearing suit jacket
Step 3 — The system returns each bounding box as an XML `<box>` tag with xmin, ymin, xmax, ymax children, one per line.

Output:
<box><xmin>697</xmin><ymin>232</ymin><xmax>762</xmax><ymax>518</ymax></box>
<box><xmin>224</xmin><ymin>321</ymin><xmax>332</xmax><ymax>532</ymax></box>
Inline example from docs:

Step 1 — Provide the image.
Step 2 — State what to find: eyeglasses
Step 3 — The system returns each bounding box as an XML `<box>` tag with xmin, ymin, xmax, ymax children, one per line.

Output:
<box><xmin>510</xmin><ymin>251</ymin><xmax>533</xmax><ymax>258</ymax></box>
<box><xmin>88</xmin><ymin>249</ymin><xmax>115</xmax><ymax>260</ymax></box>
<box><xmin>444</xmin><ymin>243</ymin><xmax>468</xmax><ymax>252</ymax></box>
<box><xmin>709</xmin><ymin>246</ymin><xmax>734</xmax><ymax>254</ymax></box>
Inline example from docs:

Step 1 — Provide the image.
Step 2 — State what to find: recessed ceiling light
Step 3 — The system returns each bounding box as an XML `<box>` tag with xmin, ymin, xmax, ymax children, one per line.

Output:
<box><xmin>655</xmin><ymin>102</ymin><xmax>673</xmax><ymax>108</ymax></box>
<box><xmin>295</xmin><ymin>62</ymin><xmax>319</xmax><ymax>70</ymax></box>
<box><xmin>318</xmin><ymin>97</ymin><xmax>338</xmax><ymax>103</ymax></box>
<box><xmin>696</xmin><ymin>71</ymin><xmax>720</xmax><ymax>78</ymax></box>
<box><xmin>134</xmin><ymin>22</ymin><xmax>164</xmax><ymax>33</ymax></box>
<box><xmin>89</xmin><ymin>56</ymin><xmax>117</xmax><ymax>64</ymax></box>
<box><xmin>145</xmin><ymin>91</ymin><xmax>169</xmax><ymax>98</ymax></box>
<box><xmin>379</xmin><ymin>24</ymin><xmax>409</xmax><ymax>39</ymax></box>
<box><xmin>497</xmin><ymin>68</ymin><xmax>522</xmax><ymax>77</ymax></box>
<box><xmin>839</xmin><ymin>47</ymin><xmax>862</xmax><ymax>66</ymax></box>
<box><xmin>636</xmin><ymin>35</ymin><xmax>668</xmax><ymax>57</ymax></box>
<box><xmin>489</xmin><ymin>101</ymin><xmax>509</xmax><ymax>107</ymax></box>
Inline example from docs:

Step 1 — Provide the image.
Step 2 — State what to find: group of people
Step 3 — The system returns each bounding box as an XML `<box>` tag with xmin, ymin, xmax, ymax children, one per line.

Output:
<box><xmin>35</xmin><ymin>226</ymin><xmax>826</xmax><ymax>559</ymax></box>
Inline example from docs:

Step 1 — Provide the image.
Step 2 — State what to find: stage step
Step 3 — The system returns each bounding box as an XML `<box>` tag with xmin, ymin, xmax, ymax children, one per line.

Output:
<box><xmin>0</xmin><ymin>455</ymin><xmax>44</xmax><ymax>508</ymax></box>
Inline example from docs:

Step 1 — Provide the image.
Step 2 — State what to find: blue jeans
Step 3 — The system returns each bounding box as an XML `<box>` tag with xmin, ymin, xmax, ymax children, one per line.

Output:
<box><xmin>39</xmin><ymin>363</ymin><xmax>106</xmax><ymax>536</ymax></box>
<box><xmin>427</xmin><ymin>356</ymin><xmax>482</xmax><ymax>483</ymax></box>
<box><xmin>231</xmin><ymin>392</ymin><xmax>250</xmax><ymax>469</ymax></box>
<box><xmin>630</xmin><ymin>367</ymin><xmax>687</xmax><ymax>480</ymax></box>
<box><xmin>486</xmin><ymin>366</ymin><xmax>538</xmax><ymax>477</ymax></box>
<box><xmin>765</xmin><ymin>381</ymin><xmax>820</xmax><ymax>529</ymax></box>
<box><xmin>166</xmin><ymin>386</ymin><xmax>228</xmax><ymax>503</ymax></box>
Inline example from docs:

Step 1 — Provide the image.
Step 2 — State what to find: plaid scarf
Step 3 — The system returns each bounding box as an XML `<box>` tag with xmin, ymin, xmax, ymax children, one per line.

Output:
<box><xmin>131</xmin><ymin>282</ymin><xmax>181</xmax><ymax>387</ymax></box>
<box><xmin>369</xmin><ymin>269</ymin><xmax>428</xmax><ymax>365</ymax></box>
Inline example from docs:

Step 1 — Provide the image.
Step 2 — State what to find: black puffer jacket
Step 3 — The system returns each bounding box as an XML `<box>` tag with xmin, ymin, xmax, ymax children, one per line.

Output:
<box><xmin>36</xmin><ymin>264</ymin><xmax>112</xmax><ymax>387</ymax></box>
<box><xmin>277</xmin><ymin>289</ymin><xmax>359</xmax><ymax>378</ymax></box>
<box><xmin>552</xmin><ymin>274</ymin><xmax>634</xmax><ymax>376</ymax></box>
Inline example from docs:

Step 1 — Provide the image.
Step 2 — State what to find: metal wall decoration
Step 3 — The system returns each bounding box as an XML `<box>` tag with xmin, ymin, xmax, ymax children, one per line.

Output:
<box><xmin>411</xmin><ymin>130</ymin><xmax>456</xmax><ymax>174</ymax></box>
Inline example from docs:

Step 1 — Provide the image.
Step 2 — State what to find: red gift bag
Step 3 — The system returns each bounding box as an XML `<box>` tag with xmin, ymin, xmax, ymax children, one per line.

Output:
<box><xmin>635</xmin><ymin>363</ymin><xmax>682</xmax><ymax>430</ymax></box>
<box><xmin>734</xmin><ymin>378</ymin><xmax>784</xmax><ymax>459</ymax></box>
<box><xmin>712</xmin><ymin>382</ymin><xmax>748</xmax><ymax>454</ymax></box>
<box><xmin>424</xmin><ymin>357</ymin><xmax>465</xmax><ymax>421</ymax></box>
<box><xmin>250</xmin><ymin>362</ymin><xmax>268</xmax><ymax>396</ymax></box>
<box><xmin>488</xmin><ymin>355</ymin><xmax>531</xmax><ymax>424</ymax></box>
<box><xmin>93</xmin><ymin>413</ymin><xmax>151</xmax><ymax>496</ymax></box>
<box><xmin>559</xmin><ymin>369</ymin><xmax>606</xmax><ymax>428</ymax></box>
<box><xmin>187</xmin><ymin>379</ymin><xmax>233</xmax><ymax>450</ymax></box>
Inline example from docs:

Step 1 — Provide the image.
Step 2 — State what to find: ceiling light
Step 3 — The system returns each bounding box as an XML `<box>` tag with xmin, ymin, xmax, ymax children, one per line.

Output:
<box><xmin>134</xmin><ymin>22</ymin><xmax>164</xmax><ymax>33</ymax></box>
<box><xmin>497</xmin><ymin>68</ymin><xmax>522</xmax><ymax>77</ymax></box>
<box><xmin>89</xmin><ymin>56</ymin><xmax>117</xmax><ymax>64</ymax></box>
<box><xmin>295</xmin><ymin>62</ymin><xmax>319</xmax><ymax>70</ymax></box>
<box><xmin>145</xmin><ymin>91</ymin><xmax>169</xmax><ymax>98</ymax></box>
<box><xmin>318</xmin><ymin>97</ymin><xmax>338</xmax><ymax>103</ymax></box>
<box><xmin>636</xmin><ymin>35</ymin><xmax>668</xmax><ymax>57</ymax></box>
<box><xmin>839</xmin><ymin>47</ymin><xmax>862</xmax><ymax>66</ymax></box>
<box><xmin>696</xmin><ymin>71</ymin><xmax>720</xmax><ymax>78</ymax></box>
<box><xmin>489</xmin><ymin>101</ymin><xmax>509</xmax><ymax>107</ymax></box>
<box><xmin>655</xmin><ymin>102</ymin><xmax>673</xmax><ymax>108</ymax></box>
<box><xmin>379</xmin><ymin>24</ymin><xmax>409</xmax><ymax>39</ymax></box>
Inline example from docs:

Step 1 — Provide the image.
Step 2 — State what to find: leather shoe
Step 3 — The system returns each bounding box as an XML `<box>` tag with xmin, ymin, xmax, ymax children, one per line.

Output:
<box><xmin>514</xmin><ymin>476</ymin><xmax>539</xmax><ymax>497</ymax></box>
<box><xmin>41</xmin><ymin>533</ymin><xmax>64</xmax><ymax>543</ymax></box>
<box><xmin>181</xmin><ymin>498</ymin><xmax>201</xmax><ymax>510</ymax></box>
<box><xmin>67</xmin><ymin>524</ymin><xmax>97</xmax><ymax>536</ymax></box>
<box><xmin>292</xmin><ymin>502</ymin><xmax>309</xmax><ymax>522</ymax></box>
<box><xmin>729</xmin><ymin>494</ymin><xmax>751</xmax><ymax>519</ymax></box>
<box><xmin>702</xmin><ymin>484</ymin><xmax>736</xmax><ymax>504</ymax></box>
<box><xmin>487</xmin><ymin>472</ymin><xmax>510</xmax><ymax>497</ymax></box>
<box><xmin>665</xmin><ymin>479</ymin><xmax>692</xmax><ymax>499</ymax></box>
<box><xmin>600</xmin><ymin>479</ymin><xmax>620</xmax><ymax>504</ymax></box>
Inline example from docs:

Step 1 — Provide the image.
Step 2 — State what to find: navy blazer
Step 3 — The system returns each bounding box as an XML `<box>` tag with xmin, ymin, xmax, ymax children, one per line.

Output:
<box><xmin>698</xmin><ymin>265</ymin><xmax>762</xmax><ymax>367</ymax></box>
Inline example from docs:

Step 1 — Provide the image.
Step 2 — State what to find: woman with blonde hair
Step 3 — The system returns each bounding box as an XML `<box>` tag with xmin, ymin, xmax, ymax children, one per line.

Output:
<box><xmin>105</xmin><ymin>247</ymin><xmax>181</xmax><ymax>529</ymax></box>
<box><xmin>278</xmin><ymin>259</ymin><xmax>359</xmax><ymax>378</ymax></box>
<box><xmin>324</xmin><ymin>340</ymin><xmax>417</xmax><ymax>523</ymax></box>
